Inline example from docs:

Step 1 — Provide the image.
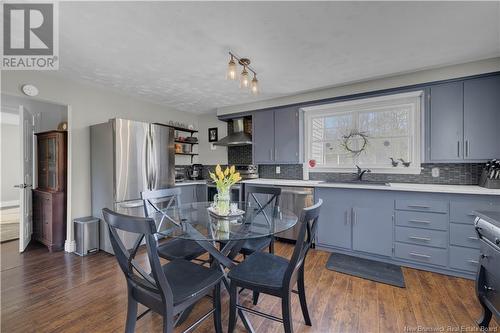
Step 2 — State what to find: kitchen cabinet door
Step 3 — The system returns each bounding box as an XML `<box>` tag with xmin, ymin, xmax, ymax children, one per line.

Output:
<box><xmin>429</xmin><ymin>82</ymin><xmax>464</xmax><ymax>161</ymax></box>
<box><xmin>178</xmin><ymin>185</ymin><xmax>195</xmax><ymax>205</ymax></box>
<box><xmin>253</xmin><ymin>110</ymin><xmax>275</xmax><ymax>164</ymax></box>
<box><xmin>352</xmin><ymin>202</ymin><xmax>393</xmax><ymax>257</ymax></box>
<box><xmin>274</xmin><ymin>107</ymin><xmax>301</xmax><ymax>164</ymax></box>
<box><xmin>464</xmin><ymin>75</ymin><xmax>500</xmax><ymax>160</ymax></box>
<box><xmin>315</xmin><ymin>188</ymin><xmax>352</xmax><ymax>250</ymax></box>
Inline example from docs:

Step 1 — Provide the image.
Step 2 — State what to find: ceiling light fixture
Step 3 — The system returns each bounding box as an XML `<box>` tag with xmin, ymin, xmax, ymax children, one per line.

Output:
<box><xmin>226</xmin><ymin>52</ymin><xmax>259</xmax><ymax>95</ymax></box>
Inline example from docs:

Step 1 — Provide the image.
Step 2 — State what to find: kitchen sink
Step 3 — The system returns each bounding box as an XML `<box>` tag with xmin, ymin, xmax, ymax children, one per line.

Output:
<box><xmin>323</xmin><ymin>180</ymin><xmax>390</xmax><ymax>186</ymax></box>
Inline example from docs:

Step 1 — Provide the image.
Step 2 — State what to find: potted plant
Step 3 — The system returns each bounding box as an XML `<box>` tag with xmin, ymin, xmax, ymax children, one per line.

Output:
<box><xmin>209</xmin><ymin>165</ymin><xmax>242</xmax><ymax>216</ymax></box>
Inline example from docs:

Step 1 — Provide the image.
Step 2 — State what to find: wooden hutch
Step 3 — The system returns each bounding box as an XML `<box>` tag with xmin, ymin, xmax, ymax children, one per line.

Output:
<box><xmin>32</xmin><ymin>131</ymin><xmax>67</xmax><ymax>252</ymax></box>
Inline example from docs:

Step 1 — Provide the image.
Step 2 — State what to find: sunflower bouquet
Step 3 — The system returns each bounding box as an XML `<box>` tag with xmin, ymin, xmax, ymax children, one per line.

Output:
<box><xmin>209</xmin><ymin>165</ymin><xmax>242</xmax><ymax>216</ymax></box>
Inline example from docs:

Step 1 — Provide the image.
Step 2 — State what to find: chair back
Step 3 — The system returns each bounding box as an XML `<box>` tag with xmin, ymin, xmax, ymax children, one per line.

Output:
<box><xmin>141</xmin><ymin>187</ymin><xmax>182</xmax><ymax>217</ymax></box>
<box><xmin>245</xmin><ymin>186</ymin><xmax>282</xmax><ymax>218</ymax></box>
<box><xmin>102</xmin><ymin>208</ymin><xmax>174</xmax><ymax>307</ymax></box>
<box><xmin>284</xmin><ymin>199</ymin><xmax>322</xmax><ymax>288</ymax></box>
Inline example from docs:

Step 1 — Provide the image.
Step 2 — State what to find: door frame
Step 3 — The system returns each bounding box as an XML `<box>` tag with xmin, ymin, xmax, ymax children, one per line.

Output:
<box><xmin>3</xmin><ymin>93</ymin><xmax>72</xmax><ymax>252</ymax></box>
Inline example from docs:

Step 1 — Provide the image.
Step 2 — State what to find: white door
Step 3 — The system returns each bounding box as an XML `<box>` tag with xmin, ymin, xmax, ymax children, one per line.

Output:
<box><xmin>18</xmin><ymin>106</ymin><xmax>34</xmax><ymax>252</ymax></box>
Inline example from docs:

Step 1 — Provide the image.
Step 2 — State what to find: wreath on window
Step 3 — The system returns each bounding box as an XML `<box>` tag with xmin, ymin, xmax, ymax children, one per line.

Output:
<box><xmin>340</xmin><ymin>130</ymin><xmax>369</xmax><ymax>157</ymax></box>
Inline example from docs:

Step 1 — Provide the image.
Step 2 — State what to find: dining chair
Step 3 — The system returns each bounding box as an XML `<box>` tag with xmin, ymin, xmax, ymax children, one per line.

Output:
<box><xmin>102</xmin><ymin>208</ymin><xmax>223</xmax><ymax>333</ymax></box>
<box><xmin>141</xmin><ymin>188</ymin><xmax>207</xmax><ymax>263</ymax></box>
<box><xmin>227</xmin><ymin>199</ymin><xmax>323</xmax><ymax>333</ymax></box>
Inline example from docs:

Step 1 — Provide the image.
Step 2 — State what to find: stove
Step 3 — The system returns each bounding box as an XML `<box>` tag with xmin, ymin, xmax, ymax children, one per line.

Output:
<box><xmin>474</xmin><ymin>210</ymin><xmax>500</xmax><ymax>329</ymax></box>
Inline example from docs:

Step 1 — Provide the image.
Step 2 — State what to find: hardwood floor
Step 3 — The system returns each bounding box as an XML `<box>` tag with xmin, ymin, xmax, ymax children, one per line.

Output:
<box><xmin>1</xmin><ymin>240</ymin><xmax>498</xmax><ymax>333</ymax></box>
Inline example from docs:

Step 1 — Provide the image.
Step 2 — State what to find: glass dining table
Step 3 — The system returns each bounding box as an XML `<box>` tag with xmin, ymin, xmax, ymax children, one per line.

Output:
<box><xmin>148</xmin><ymin>201</ymin><xmax>298</xmax><ymax>332</ymax></box>
<box><xmin>148</xmin><ymin>201</ymin><xmax>298</xmax><ymax>270</ymax></box>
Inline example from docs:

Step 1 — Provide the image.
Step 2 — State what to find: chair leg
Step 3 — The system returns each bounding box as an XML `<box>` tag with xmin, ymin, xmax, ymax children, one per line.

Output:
<box><xmin>269</xmin><ymin>237</ymin><xmax>275</xmax><ymax>254</ymax></box>
<box><xmin>163</xmin><ymin>312</ymin><xmax>174</xmax><ymax>333</ymax></box>
<box><xmin>252</xmin><ymin>291</ymin><xmax>260</xmax><ymax>305</ymax></box>
<box><xmin>213</xmin><ymin>282</ymin><xmax>223</xmax><ymax>333</ymax></box>
<box><xmin>228</xmin><ymin>283</ymin><xmax>238</xmax><ymax>333</ymax></box>
<box><xmin>282</xmin><ymin>292</ymin><xmax>294</xmax><ymax>333</ymax></box>
<box><xmin>125</xmin><ymin>292</ymin><xmax>138</xmax><ymax>333</ymax></box>
<box><xmin>298</xmin><ymin>266</ymin><xmax>312</xmax><ymax>326</ymax></box>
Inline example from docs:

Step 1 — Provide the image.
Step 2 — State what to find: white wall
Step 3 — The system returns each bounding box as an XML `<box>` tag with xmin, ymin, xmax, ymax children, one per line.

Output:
<box><xmin>197</xmin><ymin>112</ymin><xmax>228</xmax><ymax>166</ymax></box>
<box><xmin>2</xmin><ymin>94</ymin><xmax>68</xmax><ymax>133</ymax></box>
<box><xmin>217</xmin><ymin>57</ymin><xmax>500</xmax><ymax>115</ymax></box>
<box><xmin>1</xmin><ymin>71</ymin><xmax>199</xmax><ymax>249</ymax></box>
<box><xmin>0</xmin><ymin>112</ymin><xmax>21</xmax><ymax>204</ymax></box>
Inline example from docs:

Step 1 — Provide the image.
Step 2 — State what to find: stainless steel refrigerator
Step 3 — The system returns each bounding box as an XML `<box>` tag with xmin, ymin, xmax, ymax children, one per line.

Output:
<box><xmin>90</xmin><ymin>119</ymin><xmax>175</xmax><ymax>253</ymax></box>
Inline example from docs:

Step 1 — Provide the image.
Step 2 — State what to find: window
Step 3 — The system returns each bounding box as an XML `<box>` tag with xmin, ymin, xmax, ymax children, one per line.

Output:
<box><xmin>303</xmin><ymin>91</ymin><xmax>423</xmax><ymax>174</ymax></box>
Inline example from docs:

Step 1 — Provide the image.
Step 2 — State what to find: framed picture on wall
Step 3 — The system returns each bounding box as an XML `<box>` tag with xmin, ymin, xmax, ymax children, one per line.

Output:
<box><xmin>208</xmin><ymin>127</ymin><xmax>218</xmax><ymax>142</ymax></box>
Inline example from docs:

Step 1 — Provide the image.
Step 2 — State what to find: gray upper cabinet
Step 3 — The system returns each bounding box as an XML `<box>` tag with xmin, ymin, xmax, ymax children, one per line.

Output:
<box><xmin>429</xmin><ymin>82</ymin><xmax>464</xmax><ymax>161</ymax></box>
<box><xmin>427</xmin><ymin>74</ymin><xmax>500</xmax><ymax>162</ymax></box>
<box><xmin>252</xmin><ymin>110</ymin><xmax>275</xmax><ymax>164</ymax></box>
<box><xmin>463</xmin><ymin>76</ymin><xmax>500</xmax><ymax>160</ymax></box>
<box><xmin>252</xmin><ymin>107</ymin><xmax>303</xmax><ymax>164</ymax></box>
<box><xmin>274</xmin><ymin>107</ymin><xmax>301</xmax><ymax>163</ymax></box>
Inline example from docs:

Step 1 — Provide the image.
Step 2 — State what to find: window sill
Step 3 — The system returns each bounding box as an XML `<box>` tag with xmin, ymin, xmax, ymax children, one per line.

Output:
<box><xmin>306</xmin><ymin>166</ymin><xmax>422</xmax><ymax>175</ymax></box>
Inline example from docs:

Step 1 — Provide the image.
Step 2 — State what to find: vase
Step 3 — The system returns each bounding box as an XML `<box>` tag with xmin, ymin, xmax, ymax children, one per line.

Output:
<box><xmin>214</xmin><ymin>189</ymin><xmax>230</xmax><ymax>216</ymax></box>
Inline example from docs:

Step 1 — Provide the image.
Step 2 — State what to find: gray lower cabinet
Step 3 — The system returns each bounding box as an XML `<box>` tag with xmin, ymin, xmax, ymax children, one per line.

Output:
<box><xmin>315</xmin><ymin>188</ymin><xmax>393</xmax><ymax>257</ymax></box>
<box><xmin>316</xmin><ymin>188</ymin><xmax>352</xmax><ymax>249</ymax></box>
<box><xmin>315</xmin><ymin>187</ymin><xmax>500</xmax><ymax>279</ymax></box>
<box><xmin>177</xmin><ymin>184</ymin><xmax>207</xmax><ymax>204</ymax></box>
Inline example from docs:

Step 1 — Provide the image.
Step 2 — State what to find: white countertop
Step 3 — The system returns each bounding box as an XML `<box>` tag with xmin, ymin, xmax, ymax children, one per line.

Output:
<box><xmin>175</xmin><ymin>180</ymin><xmax>207</xmax><ymax>186</ymax></box>
<box><xmin>242</xmin><ymin>178</ymin><xmax>500</xmax><ymax>196</ymax></box>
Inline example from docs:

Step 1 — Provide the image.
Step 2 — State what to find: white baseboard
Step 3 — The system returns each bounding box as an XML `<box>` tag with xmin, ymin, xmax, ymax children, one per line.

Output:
<box><xmin>0</xmin><ymin>200</ymin><xmax>19</xmax><ymax>208</ymax></box>
<box><xmin>64</xmin><ymin>239</ymin><xmax>76</xmax><ymax>253</ymax></box>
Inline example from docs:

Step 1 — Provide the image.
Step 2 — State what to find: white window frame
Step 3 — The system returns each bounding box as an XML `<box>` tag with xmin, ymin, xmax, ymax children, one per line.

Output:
<box><xmin>302</xmin><ymin>91</ymin><xmax>424</xmax><ymax>176</ymax></box>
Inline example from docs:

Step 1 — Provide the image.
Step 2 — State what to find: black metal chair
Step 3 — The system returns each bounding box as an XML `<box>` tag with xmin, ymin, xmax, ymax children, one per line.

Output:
<box><xmin>141</xmin><ymin>188</ymin><xmax>207</xmax><ymax>263</ymax></box>
<box><xmin>227</xmin><ymin>199</ymin><xmax>323</xmax><ymax>333</ymax></box>
<box><xmin>102</xmin><ymin>208</ymin><xmax>223</xmax><ymax>333</ymax></box>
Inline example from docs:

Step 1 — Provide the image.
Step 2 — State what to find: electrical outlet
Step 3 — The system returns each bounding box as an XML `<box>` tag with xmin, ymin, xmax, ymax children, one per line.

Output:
<box><xmin>431</xmin><ymin>167</ymin><xmax>440</xmax><ymax>178</ymax></box>
<box><xmin>210</xmin><ymin>144</ymin><xmax>216</xmax><ymax>150</ymax></box>
<box><xmin>276</xmin><ymin>166</ymin><xmax>281</xmax><ymax>174</ymax></box>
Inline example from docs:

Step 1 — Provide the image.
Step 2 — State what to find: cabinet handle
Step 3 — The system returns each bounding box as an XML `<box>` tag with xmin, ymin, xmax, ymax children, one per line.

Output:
<box><xmin>467</xmin><ymin>259</ymin><xmax>479</xmax><ymax>265</ymax></box>
<box><xmin>467</xmin><ymin>236</ymin><xmax>479</xmax><ymax>241</ymax></box>
<box><xmin>409</xmin><ymin>236</ymin><xmax>431</xmax><ymax>242</ymax></box>
<box><xmin>457</xmin><ymin>141</ymin><xmax>460</xmax><ymax>157</ymax></box>
<box><xmin>352</xmin><ymin>209</ymin><xmax>356</xmax><ymax>225</ymax></box>
<box><xmin>465</xmin><ymin>140</ymin><xmax>469</xmax><ymax>157</ymax></box>
<box><xmin>408</xmin><ymin>204</ymin><xmax>430</xmax><ymax>209</ymax></box>
<box><xmin>409</xmin><ymin>252</ymin><xmax>431</xmax><ymax>259</ymax></box>
<box><xmin>409</xmin><ymin>219</ymin><xmax>431</xmax><ymax>224</ymax></box>
<box><xmin>269</xmin><ymin>149</ymin><xmax>273</xmax><ymax>160</ymax></box>
<box><xmin>344</xmin><ymin>211</ymin><xmax>349</xmax><ymax>225</ymax></box>
<box><xmin>275</xmin><ymin>148</ymin><xmax>278</xmax><ymax>161</ymax></box>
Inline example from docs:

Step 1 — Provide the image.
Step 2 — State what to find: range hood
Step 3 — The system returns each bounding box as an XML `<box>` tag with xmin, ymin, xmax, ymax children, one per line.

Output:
<box><xmin>214</xmin><ymin>118</ymin><xmax>252</xmax><ymax>146</ymax></box>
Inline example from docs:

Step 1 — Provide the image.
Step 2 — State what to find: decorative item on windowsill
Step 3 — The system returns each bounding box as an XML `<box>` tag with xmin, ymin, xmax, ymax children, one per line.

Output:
<box><xmin>341</xmin><ymin>130</ymin><xmax>369</xmax><ymax>157</ymax></box>
<box><xmin>479</xmin><ymin>159</ymin><xmax>500</xmax><ymax>189</ymax></box>
<box><xmin>208</xmin><ymin>165</ymin><xmax>244</xmax><ymax>221</ymax></box>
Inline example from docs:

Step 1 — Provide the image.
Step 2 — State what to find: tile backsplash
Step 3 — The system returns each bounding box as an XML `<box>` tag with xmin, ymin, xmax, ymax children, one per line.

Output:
<box><xmin>205</xmin><ymin>147</ymin><xmax>487</xmax><ymax>185</ymax></box>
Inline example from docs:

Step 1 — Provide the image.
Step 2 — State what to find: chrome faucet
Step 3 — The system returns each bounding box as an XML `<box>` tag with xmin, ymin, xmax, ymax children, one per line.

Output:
<box><xmin>355</xmin><ymin>165</ymin><xmax>371</xmax><ymax>180</ymax></box>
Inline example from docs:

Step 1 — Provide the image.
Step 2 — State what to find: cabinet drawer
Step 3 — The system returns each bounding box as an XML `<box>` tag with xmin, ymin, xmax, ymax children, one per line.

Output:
<box><xmin>450</xmin><ymin>223</ymin><xmax>480</xmax><ymax>249</ymax></box>
<box><xmin>449</xmin><ymin>245</ymin><xmax>480</xmax><ymax>272</ymax></box>
<box><xmin>395</xmin><ymin>199</ymin><xmax>448</xmax><ymax>213</ymax></box>
<box><xmin>395</xmin><ymin>211</ymin><xmax>448</xmax><ymax>231</ymax></box>
<box><xmin>450</xmin><ymin>201</ymin><xmax>497</xmax><ymax>224</ymax></box>
<box><xmin>395</xmin><ymin>242</ymin><xmax>447</xmax><ymax>267</ymax></box>
<box><xmin>395</xmin><ymin>226</ymin><xmax>447</xmax><ymax>249</ymax></box>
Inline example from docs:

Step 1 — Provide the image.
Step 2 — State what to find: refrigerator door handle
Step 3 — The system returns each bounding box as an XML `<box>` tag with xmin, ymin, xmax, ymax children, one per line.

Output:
<box><xmin>150</xmin><ymin>129</ymin><xmax>157</xmax><ymax>189</ymax></box>
<box><xmin>144</xmin><ymin>128</ymin><xmax>151</xmax><ymax>190</ymax></box>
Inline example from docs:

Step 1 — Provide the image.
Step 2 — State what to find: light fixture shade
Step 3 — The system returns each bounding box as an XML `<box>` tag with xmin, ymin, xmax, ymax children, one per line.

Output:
<box><xmin>251</xmin><ymin>75</ymin><xmax>259</xmax><ymax>95</ymax></box>
<box><xmin>226</xmin><ymin>57</ymin><xmax>237</xmax><ymax>80</ymax></box>
<box><xmin>240</xmin><ymin>67</ymin><xmax>250</xmax><ymax>88</ymax></box>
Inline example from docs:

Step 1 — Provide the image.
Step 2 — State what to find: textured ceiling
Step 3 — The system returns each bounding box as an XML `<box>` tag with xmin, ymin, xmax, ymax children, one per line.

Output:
<box><xmin>55</xmin><ymin>2</ymin><xmax>500</xmax><ymax>114</ymax></box>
